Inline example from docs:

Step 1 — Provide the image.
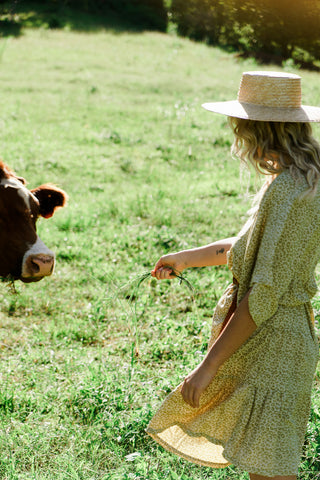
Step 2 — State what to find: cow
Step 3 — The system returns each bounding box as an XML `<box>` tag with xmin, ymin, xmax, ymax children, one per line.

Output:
<box><xmin>0</xmin><ymin>161</ymin><xmax>67</xmax><ymax>283</ymax></box>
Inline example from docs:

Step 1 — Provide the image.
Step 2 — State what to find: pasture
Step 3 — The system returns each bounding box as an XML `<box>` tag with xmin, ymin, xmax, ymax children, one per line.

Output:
<box><xmin>0</xmin><ymin>25</ymin><xmax>319</xmax><ymax>480</ymax></box>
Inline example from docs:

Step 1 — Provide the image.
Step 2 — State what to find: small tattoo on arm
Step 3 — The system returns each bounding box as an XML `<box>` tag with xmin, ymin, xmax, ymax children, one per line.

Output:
<box><xmin>216</xmin><ymin>248</ymin><xmax>225</xmax><ymax>255</ymax></box>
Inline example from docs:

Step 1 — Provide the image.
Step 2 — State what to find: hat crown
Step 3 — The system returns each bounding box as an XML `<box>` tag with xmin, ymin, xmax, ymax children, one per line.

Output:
<box><xmin>237</xmin><ymin>71</ymin><xmax>302</xmax><ymax>108</ymax></box>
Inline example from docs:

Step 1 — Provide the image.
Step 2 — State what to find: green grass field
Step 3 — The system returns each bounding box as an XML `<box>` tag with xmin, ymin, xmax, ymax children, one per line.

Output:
<box><xmin>0</xmin><ymin>25</ymin><xmax>319</xmax><ymax>480</ymax></box>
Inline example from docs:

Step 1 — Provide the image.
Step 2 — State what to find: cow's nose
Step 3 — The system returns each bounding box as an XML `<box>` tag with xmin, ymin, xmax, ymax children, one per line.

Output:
<box><xmin>23</xmin><ymin>254</ymin><xmax>55</xmax><ymax>278</ymax></box>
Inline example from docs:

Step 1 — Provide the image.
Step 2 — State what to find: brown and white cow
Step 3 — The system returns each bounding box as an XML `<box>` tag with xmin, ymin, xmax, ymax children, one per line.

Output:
<box><xmin>0</xmin><ymin>161</ymin><xmax>67</xmax><ymax>283</ymax></box>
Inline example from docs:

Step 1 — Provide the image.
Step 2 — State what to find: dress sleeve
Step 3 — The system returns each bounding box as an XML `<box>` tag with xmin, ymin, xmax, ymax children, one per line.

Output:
<box><xmin>248</xmin><ymin>175</ymin><xmax>307</xmax><ymax>327</ymax></box>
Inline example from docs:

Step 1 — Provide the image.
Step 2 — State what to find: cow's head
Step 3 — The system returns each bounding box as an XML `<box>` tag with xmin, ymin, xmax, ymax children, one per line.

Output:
<box><xmin>0</xmin><ymin>161</ymin><xmax>67</xmax><ymax>283</ymax></box>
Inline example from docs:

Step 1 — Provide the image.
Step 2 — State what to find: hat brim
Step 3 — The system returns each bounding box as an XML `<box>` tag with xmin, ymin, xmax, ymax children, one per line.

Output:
<box><xmin>202</xmin><ymin>100</ymin><xmax>320</xmax><ymax>122</ymax></box>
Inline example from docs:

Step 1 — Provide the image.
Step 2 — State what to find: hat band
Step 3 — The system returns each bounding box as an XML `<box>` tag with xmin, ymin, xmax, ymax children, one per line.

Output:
<box><xmin>237</xmin><ymin>75</ymin><xmax>302</xmax><ymax>108</ymax></box>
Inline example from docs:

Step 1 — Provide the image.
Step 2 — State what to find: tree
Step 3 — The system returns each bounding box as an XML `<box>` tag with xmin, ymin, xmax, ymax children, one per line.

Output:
<box><xmin>171</xmin><ymin>0</ymin><xmax>320</xmax><ymax>65</ymax></box>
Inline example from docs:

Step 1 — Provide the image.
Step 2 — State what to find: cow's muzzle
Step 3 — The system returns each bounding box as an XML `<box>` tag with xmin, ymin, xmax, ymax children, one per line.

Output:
<box><xmin>22</xmin><ymin>254</ymin><xmax>55</xmax><ymax>279</ymax></box>
<box><xmin>21</xmin><ymin>238</ymin><xmax>55</xmax><ymax>281</ymax></box>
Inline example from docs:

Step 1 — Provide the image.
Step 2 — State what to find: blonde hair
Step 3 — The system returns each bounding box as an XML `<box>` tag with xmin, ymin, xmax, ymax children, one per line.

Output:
<box><xmin>229</xmin><ymin>117</ymin><xmax>320</xmax><ymax>197</ymax></box>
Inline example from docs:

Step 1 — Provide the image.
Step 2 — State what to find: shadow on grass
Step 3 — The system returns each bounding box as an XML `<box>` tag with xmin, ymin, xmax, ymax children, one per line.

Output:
<box><xmin>0</xmin><ymin>17</ymin><xmax>22</xmax><ymax>36</ymax></box>
<box><xmin>0</xmin><ymin>1</ymin><xmax>167</xmax><ymax>37</ymax></box>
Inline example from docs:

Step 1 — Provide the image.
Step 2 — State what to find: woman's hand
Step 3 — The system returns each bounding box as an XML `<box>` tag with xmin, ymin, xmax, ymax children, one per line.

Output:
<box><xmin>151</xmin><ymin>239</ymin><xmax>236</xmax><ymax>278</ymax></box>
<box><xmin>181</xmin><ymin>361</ymin><xmax>218</xmax><ymax>408</ymax></box>
<box><xmin>151</xmin><ymin>252</ymin><xmax>187</xmax><ymax>280</ymax></box>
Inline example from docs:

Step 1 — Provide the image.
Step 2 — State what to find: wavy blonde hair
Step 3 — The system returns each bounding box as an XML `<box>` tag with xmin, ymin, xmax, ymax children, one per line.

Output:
<box><xmin>229</xmin><ymin>117</ymin><xmax>320</xmax><ymax>196</ymax></box>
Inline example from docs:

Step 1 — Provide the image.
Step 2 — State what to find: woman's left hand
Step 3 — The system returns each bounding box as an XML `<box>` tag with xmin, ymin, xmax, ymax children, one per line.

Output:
<box><xmin>181</xmin><ymin>361</ymin><xmax>218</xmax><ymax>408</ymax></box>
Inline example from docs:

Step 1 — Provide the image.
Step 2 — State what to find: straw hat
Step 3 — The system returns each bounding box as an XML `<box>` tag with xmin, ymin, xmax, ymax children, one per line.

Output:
<box><xmin>202</xmin><ymin>71</ymin><xmax>320</xmax><ymax>122</ymax></box>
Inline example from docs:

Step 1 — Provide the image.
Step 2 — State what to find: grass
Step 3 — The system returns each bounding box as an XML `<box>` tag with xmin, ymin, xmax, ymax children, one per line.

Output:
<box><xmin>0</xmin><ymin>24</ymin><xmax>318</xmax><ymax>479</ymax></box>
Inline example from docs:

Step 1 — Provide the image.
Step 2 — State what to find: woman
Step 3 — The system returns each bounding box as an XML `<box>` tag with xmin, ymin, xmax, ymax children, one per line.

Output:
<box><xmin>147</xmin><ymin>71</ymin><xmax>320</xmax><ymax>479</ymax></box>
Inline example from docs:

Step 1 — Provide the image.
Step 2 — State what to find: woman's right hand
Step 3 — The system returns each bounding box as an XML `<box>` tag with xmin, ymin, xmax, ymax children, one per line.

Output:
<box><xmin>151</xmin><ymin>252</ymin><xmax>187</xmax><ymax>280</ymax></box>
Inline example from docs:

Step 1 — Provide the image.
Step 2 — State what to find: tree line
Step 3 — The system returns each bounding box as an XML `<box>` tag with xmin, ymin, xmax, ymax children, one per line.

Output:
<box><xmin>170</xmin><ymin>0</ymin><xmax>320</xmax><ymax>67</ymax></box>
<box><xmin>2</xmin><ymin>0</ymin><xmax>320</xmax><ymax>66</ymax></box>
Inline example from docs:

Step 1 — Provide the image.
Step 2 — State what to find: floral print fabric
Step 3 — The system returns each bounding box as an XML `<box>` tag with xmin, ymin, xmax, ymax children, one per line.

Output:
<box><xmin>147</xmin><ymin>170</ymin><xmax>319</xmax><ymax>476</ymax></box>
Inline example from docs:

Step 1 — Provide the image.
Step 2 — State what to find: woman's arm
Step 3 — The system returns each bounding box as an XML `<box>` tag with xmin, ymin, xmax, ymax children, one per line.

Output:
<box><xmin>181</xmin><ymin>290</ymin><xmax>256</xmax><ymax>408</ymax></box>
<box><xmin>152</xmin><ymin>237</ymin><xmax>237</xmax><ymax>280</ymax></box>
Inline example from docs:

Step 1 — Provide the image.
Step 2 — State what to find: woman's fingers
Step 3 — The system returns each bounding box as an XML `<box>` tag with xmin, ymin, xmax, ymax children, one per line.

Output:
<box><xmin>153</xmin><ymin>266</ymin><xmax>174</xmax><ymax>280</ymax></box>
<box><xmin>193</xmin><ymin>390</ymin><xmax>200</xmax><ymax>408</ymax></box>
<box><xmin>151</xmin><ymin>254</ymin><xmax>179</xmax><ymax>280</ymax></box>
<box><xmin>181</xmin><ymin>379</ymin><xmax>199</xmax><ymax>408</ymax></box>
<box><xmin>181</xmin><ymin>363</ymin><xmax>216</xmax><ymax>408</ymax></box>
<box><xmin>181</xmin><ymin>381</ymin><xmax>190</xmax><ymax>406</ymax></box>
<box><xmin>185</xmin><ymin>388</ymin><xmax>200</xmax><ymax>408</ymax></box>
<box><xmin>151</xmin><ymin>265</ymin><xmax>174</xmax><ymax>280</ymax></box>
<box><xmin>152</xmin><ymin>258</ymin><xmax>165</xmax><ymax>274</ymax></box>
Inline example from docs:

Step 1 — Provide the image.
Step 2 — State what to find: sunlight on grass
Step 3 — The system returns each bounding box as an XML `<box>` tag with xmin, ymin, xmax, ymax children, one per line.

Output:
<box><xmin>0</xmin><ymin>27</ymin><xmax>318</xmax><ymax>479</ymax></box>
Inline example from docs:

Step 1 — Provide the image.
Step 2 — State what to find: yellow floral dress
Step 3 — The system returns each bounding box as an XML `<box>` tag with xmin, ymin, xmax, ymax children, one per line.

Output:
<box><xmin>147</xmin><ymin>170</ymin><xmax>319</xmax><ymax>477</ymax></box>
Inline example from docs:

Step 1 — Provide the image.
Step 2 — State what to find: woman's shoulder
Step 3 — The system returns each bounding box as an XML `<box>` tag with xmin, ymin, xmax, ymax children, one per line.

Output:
<box><xmin>255</xmin><ymin>170</ymin><xmax>313</xmax><ymax>221</ymax></box>
<box><xmin>263</xmin><ymin>169</ymin><xmax>308</xmax><ymax>204</ymax></box>
<box><xmin>269</xmin><ymin>169</ymin><xmax>301</xmax><ymax>191</ymax></box>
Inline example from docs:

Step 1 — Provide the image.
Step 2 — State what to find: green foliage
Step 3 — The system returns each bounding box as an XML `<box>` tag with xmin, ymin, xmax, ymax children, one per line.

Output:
<box><xmin>103</xmin><ymin>0</ymin><xmax>168</xmax><ymax>31</ymax></box>
<box><xmin>2</xmin><ymin>0</ymin><xmax>319</xmax><ymax>67</ymax></box>
<box><xmin>171</xmin><ymin>0</ymin><xmax>320</xmax><ymax>67</ymax></box>
<box><xmin>1</xmin><ymin>0</ymin><xmax>168</xmax><ymax>32</ymax></box>
<box><xmin>0</xmin><ymin>26</ymin><xmax>318</xmax><ymax>479</ymax></box>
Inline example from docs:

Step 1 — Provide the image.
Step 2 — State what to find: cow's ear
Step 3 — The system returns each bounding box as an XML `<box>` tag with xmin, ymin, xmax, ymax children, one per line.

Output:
<box><xmin>31</xmin><ymin>184</ymin><xmax>68</xmax><ymax>218</ymax></box>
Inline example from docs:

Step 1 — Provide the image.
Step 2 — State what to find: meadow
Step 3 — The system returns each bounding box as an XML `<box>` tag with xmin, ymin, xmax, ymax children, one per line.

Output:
<box><xmin>0</xmin><ymin>24</ymin><xmax>319</xmax><ymax>480</ymax></box>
